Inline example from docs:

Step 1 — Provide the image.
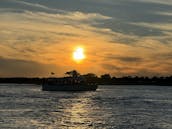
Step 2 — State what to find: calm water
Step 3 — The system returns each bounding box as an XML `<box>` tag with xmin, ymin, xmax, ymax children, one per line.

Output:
<box><xmin>0</xmin><ymin>84</ymin><xmax>172</xmax><ymax>129</ymax></box>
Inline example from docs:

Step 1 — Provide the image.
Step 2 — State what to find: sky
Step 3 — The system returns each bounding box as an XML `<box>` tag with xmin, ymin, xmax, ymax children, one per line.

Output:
<box><xmin>0</xmin><ymin>0</ymin><xmax>172</xmax><ymax>77</ymax></box>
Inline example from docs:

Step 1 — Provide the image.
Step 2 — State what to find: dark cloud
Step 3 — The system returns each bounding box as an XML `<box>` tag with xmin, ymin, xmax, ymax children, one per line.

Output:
<box><xmin>162</xmin><ymin>52</ymin><xmax>172</xmax><ymax>59</ymax></box>
<box><xmin>20</xmin><ymin>0</ymin><xmax>172</xmax><ymax>37</ymax></box>
<box><xmin>105</xmin><ymin>54</ymin><xmax>143</xmax><ymax>62</ymax></box>
<box><xmin>0</xmin><ymin>56</ymin><xmax>58</xmax><ymax>77</ymax></box>
<box><xmin>117</xmin><ymin>57</ymin><xmax>143</xmax><ymax>62</ymax></box>
<box><xmin>97</xmin><ymin>20</ymin><xmax>166</xmax><ymax>37</ymax></box>
<box><xmin>102</xmin><ymin>64</ymin><xmax>122</xmax><ymax>71</ymax></box>
<box><xmin>101</xmin><ymin>63</ymin><xmax>134</xmax><ymax>72</ymax></box>
<box><xmin>152</xmin><ymin>52</ymin><xmax>172</xmax><ymax>60</ymax></box>
<box><xmin>0</xmin><ymin>0</ymin><xmax>61</xmax><ymax>13</ymax></box>
<box><xmin>127</xmin><ymin>69</ymin><xmax>170</xmax><ymax>77</ymax></box>
<box><xmin>1</xmin><ymin>0</ymin><xmax>172</xmax><ymax>38</ymax></box>
<box><xmin>109</xmin><ymin>37</ymin><xmax>138</xmax><ymax>45</ymax></box>
<box><xmin>101</xmin><ymin>63</ymin><xmax>137</xmax><ymax>77</ymax></box>
<box><xmin>101</xmin><ymin>63</ymin><xmax>172</xmax><ymax>77</ymax></box>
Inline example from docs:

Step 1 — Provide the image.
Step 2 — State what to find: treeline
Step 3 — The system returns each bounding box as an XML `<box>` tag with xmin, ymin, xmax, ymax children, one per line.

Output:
<box><xmin>82</xmin><ymin>73</ymin><xmax>172</xmax><ymax>86</ymax></box>
<box><xmin>0</xmin><ymin>74</ymin><xmax>172</xmax><ymax>86</ymax></box>
<box><xmin>0</xmin><ymin>78</ymin><xmax>42</xmax><ymax>85</ymax></box>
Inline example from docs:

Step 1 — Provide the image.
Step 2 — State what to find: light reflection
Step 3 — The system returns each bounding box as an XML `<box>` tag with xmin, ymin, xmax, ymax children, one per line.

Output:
<box><xmin>44</xmin><ymin>92</ymin><xmax>107</xmax><ymax>128</ymax></box>
<box><xmin>59</xmin><ymin>97</ymin><xmax>95</xmax><ymax>128</ymax></box>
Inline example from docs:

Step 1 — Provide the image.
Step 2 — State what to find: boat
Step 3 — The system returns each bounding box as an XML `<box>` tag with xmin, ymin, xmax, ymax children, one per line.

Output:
<box><xmin>42</xmin><ymin>70</ymin><xmax>98</xmax><ymax>91</ymax></box>
<box><xmin>42</xmin><ymin>77</ymin><xmax>98</xmax><ymax>91</ymax></box>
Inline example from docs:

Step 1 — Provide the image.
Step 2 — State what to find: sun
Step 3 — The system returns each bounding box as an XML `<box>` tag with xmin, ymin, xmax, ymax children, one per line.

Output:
<box><xmin>73</xmin><ymin>47</ymin><xmax>85</xmax><ymax>62</ymax></box>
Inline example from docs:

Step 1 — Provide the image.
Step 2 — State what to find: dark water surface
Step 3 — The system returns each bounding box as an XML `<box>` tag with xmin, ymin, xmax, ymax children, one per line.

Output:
<box><xmin>0</xmin><ymin>84</ymin><xmax>172</xmax><ymax>129</ymax></box>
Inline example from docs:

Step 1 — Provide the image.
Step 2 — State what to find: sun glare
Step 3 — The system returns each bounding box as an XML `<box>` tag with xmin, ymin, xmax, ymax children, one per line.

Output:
<box><xmin>73</xmin><ymin>47</ymin><xmax>85</xmax><ymax>62</ymax></box>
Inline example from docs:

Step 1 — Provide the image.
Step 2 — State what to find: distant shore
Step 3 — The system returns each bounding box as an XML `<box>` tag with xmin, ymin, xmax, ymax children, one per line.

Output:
<box><xmin>0</xmin><ymin>76</ymin><xmax>172</xmax><ymax>86</ymax></box>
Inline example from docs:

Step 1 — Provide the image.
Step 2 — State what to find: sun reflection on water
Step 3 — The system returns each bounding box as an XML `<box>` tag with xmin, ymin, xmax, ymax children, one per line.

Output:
<box><xmin>61</xmin><ymin>98</ymin><xmax>94</xmax><ymax>128</ymax></box>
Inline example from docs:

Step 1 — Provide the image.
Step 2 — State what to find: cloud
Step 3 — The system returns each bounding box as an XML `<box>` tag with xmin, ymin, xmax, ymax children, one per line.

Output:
<box><xmin>102</xmin><ymin>64</ymin><xmax>122</xmax><ymax>71</ymax></box>
<box><xmin>1</xmin><ymin>0</ymin><xmax>172</xmax><ymax>41</ymax></box>
<box><xmin>0</xmin><ymin>0</ymin><xmax>61</xmax><ymax>13</ymax></box>
<box><xmin>105</xmin><ymin>54</ymin><xmax>143</xmax><ymax>62</ymax></box>
<box><xmin>101</xmin><ymin>61</ymin><xmax>172</xmax><ymax>77</ymax></box>
<box><xmin>2</xmin><ymin>0</ymin><xmax>172</xmax><ymax>37</ymax></box>
<box><xmin>114</xmin><ymin>57</ymin><xmax>143</xmax><ymax>62</ymax></box>
<box><xmin>152</xmin><ymin>52</ymin><xmax>172</xmax><ymax>60</ymax></box>
<box><xmin>0</xmin><ymin>56</ymin><xmax>58</xmax><ymax>77</ymax></box>
<box><xmin>0</xmin><ymin>0</ymin><xmax>172</xmax><ymax>77</ymax></box>
<box><xmin>130</xmin><ymin>22</ymin><xmax>172</xmax><ymax>33</ymax></box>
<box><xmin>137</xmin><ymin>0</ymin><xmax>172</xmax><ymax>6</ymax></box>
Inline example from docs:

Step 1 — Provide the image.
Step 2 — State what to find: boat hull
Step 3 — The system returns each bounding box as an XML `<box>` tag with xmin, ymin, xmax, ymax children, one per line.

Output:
<box><xmin>42</xmin><ymin>84</ymin><xmax>98</xmax><ymax>91</ymax></box>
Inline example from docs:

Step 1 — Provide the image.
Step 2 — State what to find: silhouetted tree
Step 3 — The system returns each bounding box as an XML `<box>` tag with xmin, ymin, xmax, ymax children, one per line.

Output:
<box><xmin>83</xmin><ymin>73</ymin><xmax>98</xmax><ymax>83</ymax></box>
<box><xmin>65</xmin><ymin>70</ymin><xmax>80</xmax><ymax>78</ymax></box>
<box><xmin>100</xmin><ymin>74</ymin><xmax>111</xmax><ymax>84</ymax></box>
<box><xmin>101</xmin><ymin>74</ymin><xmax>111</xmax><ymax>80</ymax></box>
<box><xmin>0</xmin><ymin>70</ymin><xmax>172</xmax><ymax>86</ymax></box>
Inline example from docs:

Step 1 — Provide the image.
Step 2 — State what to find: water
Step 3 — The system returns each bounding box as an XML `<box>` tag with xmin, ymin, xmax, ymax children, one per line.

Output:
<box><xmin>0</xmin><ymin>84</ymin><xmax>172</xmax><ymax>129</ymax></box>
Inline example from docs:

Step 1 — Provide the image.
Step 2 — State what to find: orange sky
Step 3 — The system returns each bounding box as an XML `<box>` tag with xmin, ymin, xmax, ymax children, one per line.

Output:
<box><xmin>0</xmin><ymin>0</ymin><xmax>172</xmax><ymax>77</ymax></box>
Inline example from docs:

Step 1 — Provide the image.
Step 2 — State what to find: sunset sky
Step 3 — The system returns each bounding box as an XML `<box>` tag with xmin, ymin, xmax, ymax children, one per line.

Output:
<box><xmin>0</xmin><ymin>0</ymin><xmax>172</xmax><ymax>77</ymax></box>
